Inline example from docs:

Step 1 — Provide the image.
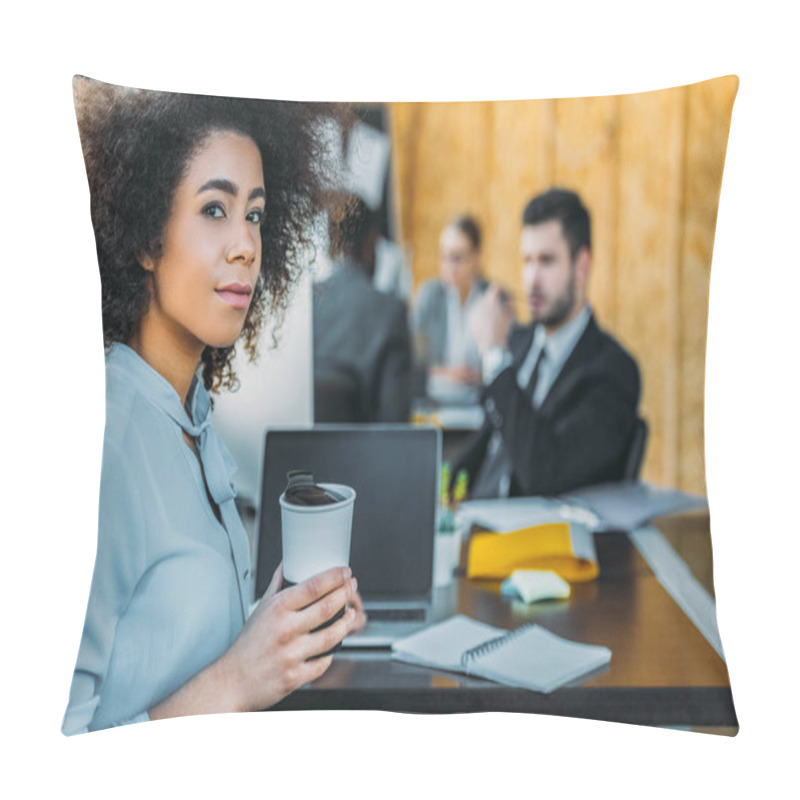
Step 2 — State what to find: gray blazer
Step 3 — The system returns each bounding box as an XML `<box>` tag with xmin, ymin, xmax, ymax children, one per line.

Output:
<box><xmin>313</xmin><ymin>260</ymin><xmax>412</xmax><ymax>422</ymax></box>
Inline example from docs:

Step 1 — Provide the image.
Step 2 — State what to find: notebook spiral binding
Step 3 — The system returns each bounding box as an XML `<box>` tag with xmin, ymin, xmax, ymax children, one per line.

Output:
<box><xmin>460</xmin><ymin>624</ymin><xmax>536</xmax><ymax>673</ymax></box>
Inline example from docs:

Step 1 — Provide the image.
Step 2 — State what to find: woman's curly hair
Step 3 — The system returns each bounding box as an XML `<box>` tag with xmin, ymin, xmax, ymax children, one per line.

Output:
<box><xmin>73</xmin><ymin>75</ymin><xmax>350</xmax><ymax>393</ymax></box>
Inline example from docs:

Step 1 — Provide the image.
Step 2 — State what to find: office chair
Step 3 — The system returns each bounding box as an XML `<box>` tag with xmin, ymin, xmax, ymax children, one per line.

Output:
<box><xmin>623</xmin><ymin>417</ymin><xmax>648</xmax><ymax>480</ymax></box>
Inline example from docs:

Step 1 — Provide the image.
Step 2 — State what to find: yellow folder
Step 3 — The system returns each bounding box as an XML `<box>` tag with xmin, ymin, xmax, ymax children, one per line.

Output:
<box><xmin>467</xmin><ymin>522</ymin><xmax>599</xmax><ymax>583</ymax></box>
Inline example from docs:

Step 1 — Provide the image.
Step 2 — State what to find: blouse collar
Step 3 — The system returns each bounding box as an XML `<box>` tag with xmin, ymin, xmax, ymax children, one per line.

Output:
<box><xmin>106</xmin><ymin>344</ymin><xmax>236</xmax><ymax>507</ymax></box>
<box><xmin>107</xmin><ymin>343</ymin><xmax>209</xmax><ymax>434</ymax></box>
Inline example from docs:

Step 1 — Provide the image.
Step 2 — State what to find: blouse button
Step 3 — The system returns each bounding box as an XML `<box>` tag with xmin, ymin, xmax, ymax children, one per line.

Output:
<box><xmin>243</xmin><ymin>569</ymin><xmax>249</xmax><ymax>581</ymax></box>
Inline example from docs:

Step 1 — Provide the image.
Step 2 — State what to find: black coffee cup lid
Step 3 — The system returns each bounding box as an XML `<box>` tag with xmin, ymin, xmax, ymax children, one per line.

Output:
<box><xmin>284</xmin><ymin>470</ymin><xmax>345</xmax><ymax>506</ymax></box>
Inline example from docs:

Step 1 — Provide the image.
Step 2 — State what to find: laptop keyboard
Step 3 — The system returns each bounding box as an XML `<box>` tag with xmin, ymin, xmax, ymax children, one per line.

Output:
<box><xmin>366</xmin><ymin>607</ymin><xmax>427</xmax><ymax>622</ymax></box>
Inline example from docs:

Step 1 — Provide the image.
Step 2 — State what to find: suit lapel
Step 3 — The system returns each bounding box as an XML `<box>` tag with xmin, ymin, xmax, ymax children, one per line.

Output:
<box><xmin>538</xmin><ymin>315</ymin><xmax>602</xmax><ymax>416</ymax></box>
<box><xmin>509</xmin><ymin>324</ymin><xmax>535</xmax><ymax>367</ymax></box>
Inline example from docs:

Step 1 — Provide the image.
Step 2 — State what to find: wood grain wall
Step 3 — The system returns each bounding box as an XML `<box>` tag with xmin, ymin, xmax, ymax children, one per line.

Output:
<box><xmin>388</xmin><ymin>76</ymin><xmax>738</xmax><ymax>494</ymax></box>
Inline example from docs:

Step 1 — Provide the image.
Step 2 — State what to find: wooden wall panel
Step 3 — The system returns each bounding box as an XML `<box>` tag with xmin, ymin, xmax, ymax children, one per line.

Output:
<box><xmin>390</xmin><ymin>102</ymin><xmax>492</xmax><ymax>286</ymax></box>
<box><xmin>679</xmin><ymin>76</ymin><xmax>739</xmax><ymax>492</ymax></box>
<box><xmin>615</xmin><ymin>86</ymin><xmax>685</xmax><ymax>486</ymax></box>
<box><xmin>552</xmin><ymin>95</ymin><xmax>620</xmax><ymax>327</ymax></box>
<box><xmin>389</xmin><ymin>103</ymin><xmax>420</xmax><ymax>255</ymax></box>
<box><xmin>486</xmin><ymin>99</ymin><xmax>555</xmax><ymax>318</ymax></box>
<box><xmin>387</xmin><ymin>77</ymin><xmax>737</xmax><ymax>494</ymax></box>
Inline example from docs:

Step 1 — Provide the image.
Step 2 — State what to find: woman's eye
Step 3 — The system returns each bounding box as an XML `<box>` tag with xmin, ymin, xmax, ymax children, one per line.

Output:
<box><xmin>202</xmin><ymin>203</ymin><xmax>225</xmax><ymax>219</ymax></box>
<box><xmin>248</xmin><ymin>208</ymin><xmax>265</xmax><ymax>225</ymax></box>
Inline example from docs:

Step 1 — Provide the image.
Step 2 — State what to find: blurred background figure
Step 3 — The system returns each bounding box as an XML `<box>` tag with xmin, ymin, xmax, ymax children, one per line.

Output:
<box><xmin>313</xmin><ymin>194</ymin><xmax>413</xmax><ymax>423</ymax></box>
<box><xmin>411</xmin><ymin>215</ymin><xmax>497</xmax><ymax>405</ymax></box>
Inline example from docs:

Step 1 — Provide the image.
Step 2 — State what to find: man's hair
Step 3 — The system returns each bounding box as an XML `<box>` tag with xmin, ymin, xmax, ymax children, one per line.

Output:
<box><xmin>447</xmin><ymin>214</ymin><xmax>482</xmax><ymax>251</ymax></box>
<box><xmin>74</xmin><ymin>76</ymin><xmax>350</xmax><ymax>394</ymax></box>
<box><xmin>522</xmin><ymin>188</ymin><xmax>591</xmax><ymax>259</ymax></box>
<box><xmin>328</xmin><ymin>194</ymin><xmax>379</xmax><ymax>260</ymax></box>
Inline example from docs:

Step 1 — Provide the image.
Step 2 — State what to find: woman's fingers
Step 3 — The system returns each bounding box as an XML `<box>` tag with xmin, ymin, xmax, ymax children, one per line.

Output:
<box><xmin>295</xmin><ymin>654</ymin><xmax>334</xmax><ymax>689</ymax></box>
<box><xmin>293</xmin><ymin>576</ymin><xmax>357</xmax><ymax>634</ymax></box>
<box><xmin>280</xmin><ymin>566</ymin><xmax>352</xmax><ymax>612</ymax></box>
<box><xmin>299</xmin><ymin>606</ymin><xmax>357</xmax><ymax>661</ymax></box>
<box><xmin>226</xmin><ymin>568</ymin><xmax>363</xmax><ymax>707</ymax></box>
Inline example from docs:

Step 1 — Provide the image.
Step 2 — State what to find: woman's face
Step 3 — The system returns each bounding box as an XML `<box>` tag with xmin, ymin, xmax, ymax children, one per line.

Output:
<box><xmin>439</xmin><ymin>225</ymin><xmax>479</xmax><ymax>298</ymax></box>
<box><xmin>139</xmin><ymin>130</ymin><xmax>265</xmax><ymax>355</ymax></box>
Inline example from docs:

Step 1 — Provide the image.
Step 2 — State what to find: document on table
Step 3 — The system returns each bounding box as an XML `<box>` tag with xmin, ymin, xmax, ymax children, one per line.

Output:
<box><xmin>561</xmin><ymin>481</ymin><xmax>708</xmax><ymax>531</ymax></box>
<box><xmin>459</xmin><ymin>481</ymin><xmax>708</xmax><ymax>534</ymax></box>
<box><xmin>457</xmin><ymin>496</ymin><xmax>600</xmax><ymax>533</ymax></box>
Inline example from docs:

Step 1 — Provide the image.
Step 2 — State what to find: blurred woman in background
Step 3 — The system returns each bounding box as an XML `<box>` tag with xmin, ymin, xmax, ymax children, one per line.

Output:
<box><xmin>411</xmin><ymin>214</ymin><xmax>490</xmax><ymax>404</ymax></box>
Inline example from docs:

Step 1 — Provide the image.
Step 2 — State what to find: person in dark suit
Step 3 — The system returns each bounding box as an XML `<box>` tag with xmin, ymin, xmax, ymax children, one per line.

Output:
<box><xmin>313</xmin><ymin>195</ymin><xmax>413</xmax><ymax>423</ymax></box>
<box><xmin>455</xmin><ymin>188</ymin><xmax>641</xmax><ymax>498</ymax></box>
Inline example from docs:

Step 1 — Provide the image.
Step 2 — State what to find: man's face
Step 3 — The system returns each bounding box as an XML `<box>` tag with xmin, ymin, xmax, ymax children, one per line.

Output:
<box><xmin>521</xmin><ymin>219</ymin><xmax>586</xmax><ymax>332</ymax></box>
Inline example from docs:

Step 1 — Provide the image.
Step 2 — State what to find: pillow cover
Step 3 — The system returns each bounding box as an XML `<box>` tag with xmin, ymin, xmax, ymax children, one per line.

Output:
<box><xmin>65</xmin><ymin>75</ymin><xmax>738</xmax><ymax>736</ymax></box>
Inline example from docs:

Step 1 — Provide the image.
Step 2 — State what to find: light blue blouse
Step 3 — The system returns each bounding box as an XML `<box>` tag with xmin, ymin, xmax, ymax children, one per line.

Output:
<box><xmin>62</xmin><ymin>344</ymin><xmax>251</xmax><ymax>735</ymax></box>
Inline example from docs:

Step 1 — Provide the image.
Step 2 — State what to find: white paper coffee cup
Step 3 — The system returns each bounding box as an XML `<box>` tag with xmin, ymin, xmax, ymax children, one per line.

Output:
<box><xmin>279</xmin><ymin>483</ymin><xmax>355</xmax><ymax>585</ymax></box>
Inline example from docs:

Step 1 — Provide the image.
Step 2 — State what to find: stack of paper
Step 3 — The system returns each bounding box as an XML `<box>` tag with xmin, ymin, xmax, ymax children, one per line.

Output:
<box><xmin>458</xmin><ymin>482</ymin><xmax>708</xmax><ymax>534</ymax></box>
<box><xmin>562</xmin><ymin>481</ymin><xmax>708</xmax><ymax>531</ymax></box>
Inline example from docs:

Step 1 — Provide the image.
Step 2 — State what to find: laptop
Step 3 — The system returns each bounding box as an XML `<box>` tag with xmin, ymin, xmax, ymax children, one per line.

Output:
<box><xmin>255</xmin><ymin>425</ymin><xmax>441</xmax><ymax>647</ymax></box>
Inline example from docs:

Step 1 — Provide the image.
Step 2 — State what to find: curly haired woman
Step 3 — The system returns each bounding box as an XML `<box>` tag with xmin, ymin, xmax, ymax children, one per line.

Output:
<box><xmin>63</xmin><ymin>77</ymin><xmax>365</xmax><ymax>734</ymax></box>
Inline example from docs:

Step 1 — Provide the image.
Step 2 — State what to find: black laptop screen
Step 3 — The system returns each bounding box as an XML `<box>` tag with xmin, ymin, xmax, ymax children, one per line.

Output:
<box><xmin>255</xmin><ymin>426</ymin><xmax>440</xmax><ymax>600</ymax></box>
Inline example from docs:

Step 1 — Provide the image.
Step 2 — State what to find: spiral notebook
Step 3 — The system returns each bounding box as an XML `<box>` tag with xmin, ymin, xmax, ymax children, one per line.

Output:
<box><xmin>391</xmin><ymin>615</ymin><xmax>612</xmax><ymax>693</ymax></box>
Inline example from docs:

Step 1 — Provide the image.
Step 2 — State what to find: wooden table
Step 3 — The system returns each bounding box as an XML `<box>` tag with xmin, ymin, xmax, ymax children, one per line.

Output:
<box><xmin>270</xmin><ymin>517</ymin><xmax>737</xmax><ymax>731</ymax></box>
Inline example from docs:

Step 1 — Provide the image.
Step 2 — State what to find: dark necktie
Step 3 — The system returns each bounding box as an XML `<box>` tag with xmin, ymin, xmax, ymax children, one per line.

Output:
<box><xmin>526</xmin><ymin>346</ymin><xmax>546</xmax><ymax>406</ymax></box>
<box><xmin>470</xmin><ymin>345</ymin><xmax>547</xmax><ymax>498</ymax></box>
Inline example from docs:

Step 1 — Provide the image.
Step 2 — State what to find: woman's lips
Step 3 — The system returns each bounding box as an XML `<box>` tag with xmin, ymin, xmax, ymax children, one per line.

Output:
<box><xmin>216</xmin><ymin>283</ymin><xmax>252</xmax><ymax>310</ymax></box>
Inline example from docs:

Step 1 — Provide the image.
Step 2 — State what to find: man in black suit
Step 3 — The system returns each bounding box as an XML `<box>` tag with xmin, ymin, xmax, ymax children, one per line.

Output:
<box><xmin>455</xmin><ymin>188</ymin><xmax>641</xmax><ymax>498</ymax></box>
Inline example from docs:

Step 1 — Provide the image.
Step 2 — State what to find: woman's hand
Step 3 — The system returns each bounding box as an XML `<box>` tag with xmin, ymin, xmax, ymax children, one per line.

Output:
<box><xmin>224</xmin><ymin>563</ymin><xmax>360</xmax><ymax>712</ymax></box>
<box><xmin>149</xmin><ymin>564</ymin><xmax>359</xmax><ymax>720</ymax></box>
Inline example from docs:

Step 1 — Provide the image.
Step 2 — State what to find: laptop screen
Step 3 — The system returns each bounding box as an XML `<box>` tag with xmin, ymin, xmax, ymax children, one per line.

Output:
<box><xmin>255</xmin><ymin>425</ymin><xmax>440</xmax><ymax>601</ymax></box>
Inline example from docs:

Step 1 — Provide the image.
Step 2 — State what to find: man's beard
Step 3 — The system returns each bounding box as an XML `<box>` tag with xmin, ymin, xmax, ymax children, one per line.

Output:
<box><xmin>534</xmin><ymin>276</ymin><xmax>575</xmax><ymax>329</ymax></box>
